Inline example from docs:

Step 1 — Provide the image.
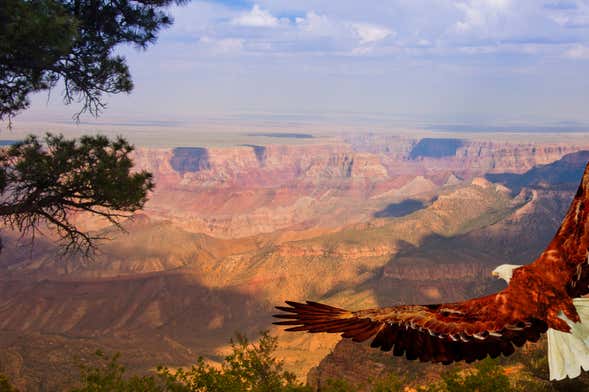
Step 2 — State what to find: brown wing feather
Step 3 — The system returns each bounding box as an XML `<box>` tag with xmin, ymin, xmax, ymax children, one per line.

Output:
<box><xmin>508</xmin><ymin>160</ymin><xmax>589</xmax><ymax>319</ymax></box>
<box><xmin>273</xmin><ymin>299</ymin><xmax>548</xmax><ymax>364</ymax></box>
<box><xmin>553</xmin><ymin>162</ymin><xmax>589</xmax><ymax>298</ymax></box>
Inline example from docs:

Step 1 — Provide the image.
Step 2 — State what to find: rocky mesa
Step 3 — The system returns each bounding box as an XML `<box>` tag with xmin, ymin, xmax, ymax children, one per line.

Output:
<box><xmin>1</xmin><ymin>134</ymin><xmax>589</xmax><ymax>390</ymax></box>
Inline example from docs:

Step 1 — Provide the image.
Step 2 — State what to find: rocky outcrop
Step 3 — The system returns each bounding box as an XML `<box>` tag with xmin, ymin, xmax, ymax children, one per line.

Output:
<box><xmin>451</xmin><ymin>142</ymin><xmax>583</xmax><ymax>174</ymax></box>
<box><xmin>241</xmin><ymin>144</ymin><xmax>267</xmax><ymax>165</ymax></box>
<box><xmin>307</xmin><ymin>339</ymin><xmax>450</xmax><ymax>391</ymax></box>
<box><xmin>486</xmin><ymin>150</ymin><xmax>589</xmax><ymax>192</ymax></box>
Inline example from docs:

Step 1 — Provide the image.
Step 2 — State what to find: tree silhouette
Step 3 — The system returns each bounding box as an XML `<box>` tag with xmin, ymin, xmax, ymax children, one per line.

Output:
<box><xmin>0</xmin><ymin>0</ymin><xmax>190</xmax><ymax>254</ymax></box>
<box><xmin>0</xmin><ymin>133</ymin><xmax>154</xmax><ymax>254</ymax></box>
<box><xmin>1</xmin><ymin>0</ymin><xmax>186</xmax><ymax>124</ymax></box>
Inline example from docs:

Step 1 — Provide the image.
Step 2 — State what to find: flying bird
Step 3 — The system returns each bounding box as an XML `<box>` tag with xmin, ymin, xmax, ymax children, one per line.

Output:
<box><xmin>274</xmin><ymin>162</ymin><xmax>589</xmax><ymax>381</ymax></box>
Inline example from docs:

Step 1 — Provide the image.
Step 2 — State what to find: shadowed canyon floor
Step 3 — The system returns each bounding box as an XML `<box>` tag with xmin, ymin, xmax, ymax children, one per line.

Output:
<box><xmin>1</xmin><ymin>133</ymin><xmax>589</xmax><ymax>390</ymax></box>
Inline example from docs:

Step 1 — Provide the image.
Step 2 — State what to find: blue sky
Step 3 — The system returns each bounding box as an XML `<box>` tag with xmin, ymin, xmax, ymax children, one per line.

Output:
<box><xmin>18</xmin><ymin>0</ymin><xmax>589</xmax><ymax>129</ymax></box>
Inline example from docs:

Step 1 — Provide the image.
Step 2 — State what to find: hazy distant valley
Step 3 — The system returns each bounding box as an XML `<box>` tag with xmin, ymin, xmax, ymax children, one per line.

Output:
<box><xmin>1</xmin><ymin>132</ymin><xmax>589</xmax><ymax>390</ymax></box>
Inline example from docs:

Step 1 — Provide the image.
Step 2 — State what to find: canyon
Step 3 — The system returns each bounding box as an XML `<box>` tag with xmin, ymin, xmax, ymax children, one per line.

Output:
<box><xmin>0</xmin><ymin>132</ymin><xmax>588</xmax><ymax>390</ymax></box>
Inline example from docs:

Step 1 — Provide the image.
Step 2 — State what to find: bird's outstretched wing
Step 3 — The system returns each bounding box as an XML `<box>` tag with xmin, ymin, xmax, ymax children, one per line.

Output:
<box><xmin>274</xmin><ymin>160</ymin><xmax>589</xmax><ymax>363</ymax></box>
<box><xmin>274</xmin><ymin>297</ymin><xmax>548</xmax><ymax>364</ymax></box>
<box><xmin>537</xmin><ymin>160</ymin><xmax>589</xmax><ymax>299</ymax></box>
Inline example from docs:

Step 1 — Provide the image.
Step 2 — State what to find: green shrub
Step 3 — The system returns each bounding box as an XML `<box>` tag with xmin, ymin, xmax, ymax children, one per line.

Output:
<box><xmin>422</xmin><ymin>358</ymin><xmax>512</xmax><ymax>392</ymax></box>
<box><xmin>318</xmin><ymin>378</ymin><xmax>357</xmax><ymax>392</ymax></box>
<box><xmin>70</xmin><ymin>351</ymin><xmax>161</xmax><ymax>392</ymax></box>
<box><xmin>371</xmin><ymin>372</ymin><xmax>405</xmax><ymax>392</ymax></box>
<box><xmin>70</xmin><ymin>332</ymin><xmax>311</xmax><ymax>392</ymax></box>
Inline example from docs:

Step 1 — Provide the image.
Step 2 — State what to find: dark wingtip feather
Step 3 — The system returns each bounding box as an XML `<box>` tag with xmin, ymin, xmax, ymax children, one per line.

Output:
<box><xmin>285</xmin><ymin>300</ymin><xmax>306</xmax><ymax>307</ymax></box>
<box><xmin>273</xmin><ymin>320</ymin><xmax>304</xmax><ymax>326</ymax></box>
<box><xmin>305</xmin><ymin>300</ymin><xmax>344</xmax><ymax>311</ymax></box>
<box><xmin>275</xmin><ymin>306</ymin><xmax>298</xmax><ymax>313</ymax></box>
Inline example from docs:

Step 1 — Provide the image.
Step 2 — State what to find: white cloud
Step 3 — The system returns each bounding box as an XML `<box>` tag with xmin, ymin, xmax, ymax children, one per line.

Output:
<box><xmin>296</xmin><ymin>11</ymin><xmax>334</xmax><ymax>35</ymax></box>
<box><xmin>232</xmin><ymin>4</ymin><xmax>279</xmax><ymax>27</ymax></box>
<box><xmin>164</xmin><ymin>0</ymin><xmax>589</xmax><ymax>59</ymax></box>
<box><xmin>292</xmin><ymin>13</ymin><xmax>394</xmax><ymax>53</ymax></box>
<box><xmin>548</xmin><ymin>5</ymin><xmax>589</xmax><ymax>28</ymax></box>
<box><xmin>352</xmin><ymin>23</ymin><xmax>393</xmax><ymax>44</ymax></box>
<box><xmin>454</xmin><ymin>0</ymin><xmax>512</xmax><ymax>32</ymax></box>
<box><xmin>487</xmin><ymin>0</ymin><xmax>511</xmax><ymax>8</ymax></box>
<box><xmin>565</xmin><ymin>44</ymin><xmax>589</xmax><ymax>58</ymax></box>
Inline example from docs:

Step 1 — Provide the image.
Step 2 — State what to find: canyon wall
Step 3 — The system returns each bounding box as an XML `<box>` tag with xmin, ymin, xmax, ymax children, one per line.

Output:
<box><xmin>1</xmin><ymin>134</ymin><xmax>589</xmax><ymax>390</ymax></box>
<box><xmin>131</xmin><ymin>138</ymin><xmax>589</xmax><ymax>238</ymax></box>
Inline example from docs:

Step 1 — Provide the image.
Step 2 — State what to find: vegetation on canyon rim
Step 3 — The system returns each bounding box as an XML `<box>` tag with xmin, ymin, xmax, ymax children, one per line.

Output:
<box><xmin>0</xmin><ymin>331</ymin><xmax>573</xmax><ymax>392</ymax></box>
<box><xmin>56</xmin><ymin>338</ymin><xmax>589</xmax><ymax>392</ymax></box>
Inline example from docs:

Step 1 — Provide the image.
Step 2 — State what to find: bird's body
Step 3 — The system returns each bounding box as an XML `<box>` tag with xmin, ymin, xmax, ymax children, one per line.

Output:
<box><xmin>274</xmin><ymin>162</ymin><xmax>589</xmax><ymax>380</ymax></box>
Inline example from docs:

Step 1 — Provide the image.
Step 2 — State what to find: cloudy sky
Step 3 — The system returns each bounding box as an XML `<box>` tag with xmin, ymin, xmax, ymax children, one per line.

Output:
<box><xmin>19</xmin><ymin>0</ymin><xmax>589</xmax><ymax>129</ymax></box>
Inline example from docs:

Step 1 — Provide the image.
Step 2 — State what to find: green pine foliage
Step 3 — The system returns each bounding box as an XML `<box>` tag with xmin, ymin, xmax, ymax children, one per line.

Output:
<box><xmin>0</xmin><ymin>133</ymin><xmax>154</xmax><ymax>254</ymax></box>
<box><xmin>0</xmin><ymin>0</ymin><xmax>77</xmax><ymax>122</ymax></box>
<box><xmin>0</xmin><ymin>0</ymin><xmax>187</xmax><ymax>124</ymax></box>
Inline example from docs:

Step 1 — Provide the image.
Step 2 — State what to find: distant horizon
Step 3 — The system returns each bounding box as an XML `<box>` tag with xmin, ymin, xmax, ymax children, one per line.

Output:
<box><xmin>4</xmin><ymin>117</ymin><xmax>589</xmax><ymax>148</ymax></box>
<box><xmin>9</xmin><ymin>107</ymin><xmax>589</xmax><ymax>133</ymax></box>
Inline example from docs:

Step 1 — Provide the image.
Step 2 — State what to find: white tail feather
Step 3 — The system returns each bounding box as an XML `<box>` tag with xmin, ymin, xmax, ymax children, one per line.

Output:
<box><xmin>548</xmin><ymin>298</ymin><xmax>589</xmax><ymax>380</ymax></box>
